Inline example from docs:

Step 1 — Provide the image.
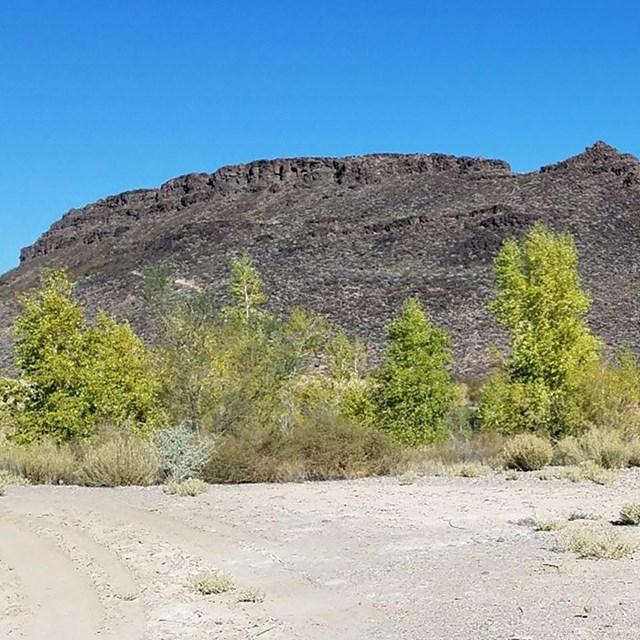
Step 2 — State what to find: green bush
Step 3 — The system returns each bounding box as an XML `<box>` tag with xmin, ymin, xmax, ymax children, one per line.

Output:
<box><xmin>163</xmin><ymin>477</ymin><xmax>208</xmax><ymax>497</ymax></box>
<box><xmin>501</xmin><ymin>433</ymin><xmax>553</xmax><ymax>471</ymax></box>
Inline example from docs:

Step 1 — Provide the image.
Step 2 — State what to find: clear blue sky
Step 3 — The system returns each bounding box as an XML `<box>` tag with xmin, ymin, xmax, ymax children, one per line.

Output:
<box><xmin>1</xmin><ymin>0</ymin><xmax>639</xmax><ymax>274</ymax></box>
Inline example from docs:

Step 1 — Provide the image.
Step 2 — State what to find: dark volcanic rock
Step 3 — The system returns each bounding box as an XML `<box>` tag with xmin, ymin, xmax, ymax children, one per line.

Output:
<box><xmin>2</xmin><ymin>142</ymin><xmax>640</xmax><ymax>375</ymax></box>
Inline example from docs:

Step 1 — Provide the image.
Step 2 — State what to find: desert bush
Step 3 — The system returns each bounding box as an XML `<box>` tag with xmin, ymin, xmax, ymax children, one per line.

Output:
<box><xmin>501</xmin><ymin>433</ymin><xmax>553</xmax><ymax>471</ymax></box>
<box><xmin>164</xmin><ymin>477</ymin><xmax>208</xmax><ymax>497</ymax></box>
<box><xmin>371</xmin><ymin>297</ymin><xmax>455</xmax><ymax>446</ymax></box>
<box><xmin>628</xmin><ymin>439</ymin><xmax>640</xmax><ymax>467</ymax></box>
<box><xmin>418</xmin><ymin>431</ymin><xmax>508</xmax><ymax>467</ymax></box>
<box><xmin>568</xmin><ymin>511</ymin><xmax>601</xmax><ymax>521</ymax></box>
<box><xmin>619</xmin><ymin>503</ymin><xmax>640</xmax><ymax>526</ymax></box>
<box><xmin>0</xmin><ymin>478</ymin><xmax>5</xmax><ymax>495</ymax></box>
<box><xmin>558</xmin><ymin>525</ymin><xmax>637</xmax><ymax>559</ymax></box>
<box><xmin>579</xmin><ymin>460</ymin><xmax>617</xmax><ymax>485</ymax></box>
<box><xmin>76</xmin><ymin>430</ymin><xmax>159</xmax><ymax>487</ymax></box>
<box><xmin>0</xmin><ymin>440</ymin><xmax>78</xmax><ymax>484</ymax></box>
<box><xmin>577</xmin><ymin>429</ymin><xmax>629</xmax><ymax>469</ymax></box>
<box><xmin>190</xmin><ymin>571</ymin><xmax>235</xmax><ymax>595</ymax></box>
<box><xmin>535</xmin><ymin>520</ymin><xmax>564</xmax><ymax>532</ymax></box>
<box><xmin>155</xmin><ymin>424</ymin><xmax>213</xmax><ymax>482</ymax></box>
<box><xmin>554</xmin><ymin>436</ymin><xmax>585</xmax><ymax>466</ymax></box>
<box><xmin>203</xmin><ymin>408</ymin><xmax>403</xmax><ymax>483</ymax></box>
<box><xmin>397</xmin><ymin>471</ymin><xmax>418</xmax><ymax>485</ymax></box>
<box><xmin>446</xmin><ymin>462</ymin><xmax>493</xmax><ymax>478</ymax></box>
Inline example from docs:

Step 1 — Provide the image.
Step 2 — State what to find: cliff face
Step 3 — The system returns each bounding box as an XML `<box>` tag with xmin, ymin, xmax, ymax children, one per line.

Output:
<box><xmin>2</xmin><ymin>142</ymin><xmax>640</xmax><ymax>374</ymax></box>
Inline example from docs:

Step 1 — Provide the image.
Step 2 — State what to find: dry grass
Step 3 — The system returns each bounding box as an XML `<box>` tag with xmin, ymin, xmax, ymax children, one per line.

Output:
<box><xmin>619</xmin><ymin>503</ymin><xmax>640</xmax><ymax>526</ymax></box>
<box><xmin>558</xmin><ymin>525</ymin><xmax>637</xmax><ymax>559</ymax></box>
<box><xmin>397</xmin><ymin>471</ymin><xmax>418</xmax><ymax>485</ymax></box>
<box><xmin>190</xmin><ymin>571</ymin><xmax>235</xmax><ymax>595</ymax></box>
<box><xmin>163</xmin><ymin>477</ymin><xmax>208</xmax><ymax>497</ymax></box>
<box><xmin>236</xmin><ymin>587</ymin><xmax>265</xmax><ymax>603</ymax></box>
<box><xmin>578</xmin><ymin>429</ymin><xmax>630</xmax><ymax>469</ymax></box>
<box><xmin>0</xmin><ymin>440</ymin><xmax>77</xmax><ymax>484</ymax></box>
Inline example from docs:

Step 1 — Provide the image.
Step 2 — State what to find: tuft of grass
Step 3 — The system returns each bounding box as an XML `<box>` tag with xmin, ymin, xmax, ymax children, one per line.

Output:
<box><xmin>0</xmin><ymin>478</ymin><xmax>5</xmax><ymax>496</ymax></box>
<box><xmin>619</xmin><ymin>503</ymin><xmax>640</xmax><ymax>526</ymax></box>
<box><xmin>568</xmin><ymin>511</ymin><xmax>601</xmax><ymax>522</ymax></box>
<box><xmin>237</xmin><ymin>587</ymin><xmax>265</xmax><ymax>603</ymax></box>
<box><xmin>163</xmin><ymin>477</ymin><xmax>208</xmax><ymax>497</ymax></box>
<box><xmin>397</xmin><ymin>470</ymin><xmax>418</xmax><ymax>486</ymax></box>
<box><xmin>580</xmin><ymin>460</ymin><xmax>617</xmax><ymax>485</ymax></box>
<box><xmin>190</xmin><ymin>571</ymin><xmax>235</xmax><ymax>595</ymax></box>
<box><xmin>627</xmin><ymin>439</ymin><xmax>640</xmax><ymax>467</ymax></box>
<box><xmin>501</xmin><ymin>434</ymin><xmax>553</xmax><ymax>471</ymax></box>
<box><xmin>535</xmin><ymin>519</ymin><xmax>564</xmax><ymax>532</ymax></box>
<box><xmin>558</xmin><ymin>525</ymin><xmax>637</xmax><ymax>559</ymax></box>
<box><xmin>504</xmin><ymin>469</ymin><xmax>520</xmax><ymax>481</ymax></box>
<box><xmin>447</xmin><ymin>462</ymin><xmax>493</xmax><ymax>478</ymax></box>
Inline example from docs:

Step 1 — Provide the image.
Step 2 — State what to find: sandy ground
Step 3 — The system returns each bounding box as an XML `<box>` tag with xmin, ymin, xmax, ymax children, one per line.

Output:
<box><xmin>1</xmin><ymin>472</ymin><xmax>640</xmax><ymax>640</ymax></box>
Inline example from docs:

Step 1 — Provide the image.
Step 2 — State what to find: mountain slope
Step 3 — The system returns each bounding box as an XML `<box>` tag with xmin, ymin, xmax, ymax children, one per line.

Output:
<box><xmin>2</xmin><ymin>141</ymin><xmax>640</xmax><ymax>374</ymax></box>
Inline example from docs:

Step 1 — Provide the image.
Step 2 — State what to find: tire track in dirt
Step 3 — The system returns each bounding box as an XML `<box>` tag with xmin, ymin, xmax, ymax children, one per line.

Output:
<box><xmin>0</xmin><ymin>515</ymin><xmax>104</xmax><ymax>640</ymax></box>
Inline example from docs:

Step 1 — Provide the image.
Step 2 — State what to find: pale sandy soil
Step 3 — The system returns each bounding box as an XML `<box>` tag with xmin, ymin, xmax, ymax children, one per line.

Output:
<box><xmin>1</xmin><ymin>471</ymin><xmax>640</xmax><ymax>639</ymax></box>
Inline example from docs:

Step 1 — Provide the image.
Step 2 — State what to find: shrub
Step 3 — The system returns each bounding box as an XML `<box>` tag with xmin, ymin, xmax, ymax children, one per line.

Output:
<box><xmin>190</xmin><ymin>571</ymin><xmax>234</xmax><ymax>595</ymax></box>
<box><xmin>558</xmin><ymin>526</ymin><xmax>637</xmax><ymax>559</ymax></box>
<box><xmin>579</xmin><ymin>460</ymin><xmax>616</xmax><ymax>485</ymax></box>
<box><xmin>554</xmin><ymin>436</ymin><xmax>585</xmax><ymax>466</ymax></box>
<box><xmin>535</xmin><ymin>520</ymin><xmax>564</xmax><ymax>532</ymax></box>
<box><xmin>203</xmin><ymin>408</ymin><xmax>402</xmax><ymax>483</ymax></box>
<box><xmin>0</xmin><ymin>440</ymin><xmax>78</xmax><ymax>484</ymax></box>
<box><xmin>76</xmin><ymin>431</ymin><xmax>159</xmax><ymax>487</ymax></box>
<box><xmin>501</xmin><ymin>433</ymin><xmax>553</xmax><ymax>471</ymax></box>
<box><xmin>447</xmin><ymin>462</ymin><xmax>493</xmax><ymax>478</ymax></box>
<box><xmin>0</xmin><ymin>478</ymin><xmax>5</xmax><ymax>496</ymax></box>
<box><xmin>628</xmin><ymin>439</ymin><xmax>640</xmax><ymax>467</ymax></box>
<box><xmin>155</xmin><ymin>424</ymin><xmax>213</xmax><ymax>482</ymax></box>
<box><xmin>619</xmin><ymin>503</ymin><xmax>640</xmax><ymax>526</ymax></box>
<box><xmin>372</xmin><ymin>297</ymin><xmax>455</xmax><ymax>446</ymax></box>
<box><xmin>578</xmin><ymin>429</ymin><xmax>629</xmax><ymax>469</ymax></box>
<box><xmin>397</xmin><ymin>471</ymin><xmax>418</xmax><ymax>485</ymax></box>
<box><xmin>163</xmin><ymin>477</ymin><xmax>208</xmax><ymax>497</ymax></box>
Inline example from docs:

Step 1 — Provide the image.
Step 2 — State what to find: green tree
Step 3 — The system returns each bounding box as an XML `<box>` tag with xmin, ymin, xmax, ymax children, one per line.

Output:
<box><xmin>4</xmin><ymin>269</ymin><xmax>162</xmax><ymax>442</ymax></box>
<box><xmin>479</xmin><ymin>224</ymin><xmax>601</xmax><ymax>436</ymax></box>
<box><xmin>372</xmin><ymin>297</ymin><xmax>454</xmax><ymax>446</ymax></box>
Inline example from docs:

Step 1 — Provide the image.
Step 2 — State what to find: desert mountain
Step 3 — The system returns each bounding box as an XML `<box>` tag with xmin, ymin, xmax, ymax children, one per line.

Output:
<box><xmin>2</xmin><ymin>141</ymin><xmax>640</xmax><ymax>375</ymax></box>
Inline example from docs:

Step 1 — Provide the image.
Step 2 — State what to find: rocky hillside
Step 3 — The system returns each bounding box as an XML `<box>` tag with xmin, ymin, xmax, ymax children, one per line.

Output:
<box><xmin>2</xmin><ymin>141</ymin><xmax>640</xmax><ymax>374</ymax></box>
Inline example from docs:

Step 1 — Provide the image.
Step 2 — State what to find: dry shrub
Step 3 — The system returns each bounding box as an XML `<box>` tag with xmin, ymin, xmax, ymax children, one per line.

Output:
<box><xmin>77</xmin><ymin>430</ymin><xmax>159</xmax><ymax>487</ymax></box>
<box><xmin>0</xmin><ymin>440</ymin><xmax>78</xmax><ymax>484</ymax></box>
<box><xmin>204</xmin><ymin>411</ymin><xmax>403</xmax><ymax>483</ymax></box>
<box><xmin>579</xmin><ymin>460</ymin><xmax>617</xmax><ymax>485</ymax></box>
<box><xmin>501</xmin><ymin>433</ymin><xmax>553</xmax><ymax>471</ymax></box>
<box><xmin>558</xmin><ymin>525</ymin><xmax>637</xmax><ymax>559</ymax></box>
<box><xmin>627</xmin><ymin>439</ymin><xmax>640</xmax><ymax>467</ymax></box>
<box><xmin>554</xmin><ymin>436</ymin><xmax>585</xmax><ymax>466</ymax></box>
<box><xmin>419</xmin><ymin>431</ymin><xmax>508</xmax><ymax>467</ymax></box>
<box><xmin>237</xmin><ymin>587</ymin><xmax>265</xmax><ymax>603</ymax></box>
<box><xmin>578</xmin><ymin>429</ymin><xmax>629</xmax><ymax>469</ymax></box>
<box><xmin>619</xmin><ymin>503</ymin><xmax>640</xmax><ymax>526</ymax></box>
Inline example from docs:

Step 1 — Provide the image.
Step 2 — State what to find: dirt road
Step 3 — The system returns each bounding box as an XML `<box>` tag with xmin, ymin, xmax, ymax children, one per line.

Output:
<box><xmin>1</xmin><ymin>472</ymin><xmax>640</xmax><ymax>639</ymax></box>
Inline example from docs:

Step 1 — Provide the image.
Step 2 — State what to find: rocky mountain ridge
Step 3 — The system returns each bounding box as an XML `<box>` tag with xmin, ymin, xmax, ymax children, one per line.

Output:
<box><xmin>2</xmin><ymin>141</ymin><xmax>640</xmax><ymax>375</ymax></box>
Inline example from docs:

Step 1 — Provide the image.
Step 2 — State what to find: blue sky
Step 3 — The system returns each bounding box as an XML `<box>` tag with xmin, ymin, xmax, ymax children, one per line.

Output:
<box><xmin>1</xmin><ymin>1</ymin><xmax>639</xmax><ymax>274</ymax></box>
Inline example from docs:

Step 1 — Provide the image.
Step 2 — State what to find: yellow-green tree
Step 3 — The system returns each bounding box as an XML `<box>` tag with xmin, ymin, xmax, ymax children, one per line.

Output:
<box><xmin>479</xmin><ymin>224</ymin><xmax>601</xmax><ymax>436</ymax></box>
<box><xmin>372</xmin><ymin>297</ymin><xmax>454</xmax><ymax>446</ymax></box>
<box><xmin>3</xmin><ymin>269</ymin><xmax>162</xmax><ymax>442</ymax></box>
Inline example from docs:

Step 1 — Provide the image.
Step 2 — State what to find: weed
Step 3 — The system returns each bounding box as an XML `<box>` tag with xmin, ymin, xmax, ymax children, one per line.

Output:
<box><xmin>397</xmin><ymin>471</ymin><xmax>418</xmax><ymax>486</ymax></box>
<box><xmin>237</xmin><ymin>587</ymin><xmax>265</xmax><ymax>603</ymax></box>
<box><xmin>580</xmin><ymin>460</ymin><xmax>617</xmax><ymax>485</ymax></box>
<box><xmin>619</xmin><ymin>503</ymin><xmax>640</xmax><ymax>526</ymax></box>
<box><xmin>568</xmin><ymin>511</ymin><xmax>601</xmax><ymax>522</ymax></box>
<box><xmin>535</xmin><ymin>519</ymin><xmax>564</xmax><ymax>532</ymax></box>
<box><xmin>190</xmin><ymin>571</ymin><xmax>235</xmax><ymax>595</ymax></box>
<box><xmin>164</xmin><ymin>477</ymin><xmax>208</xmax><ymax>497</ymax></box>
<box><xmin>558</xmin><ymin>525</ymin><xmax>637</xmax><ymax>559</ymax></box>
<box><xmin>0</xmin><ymin>440</ymin><xmax>77</xmax><ymax>484</ymax></box>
